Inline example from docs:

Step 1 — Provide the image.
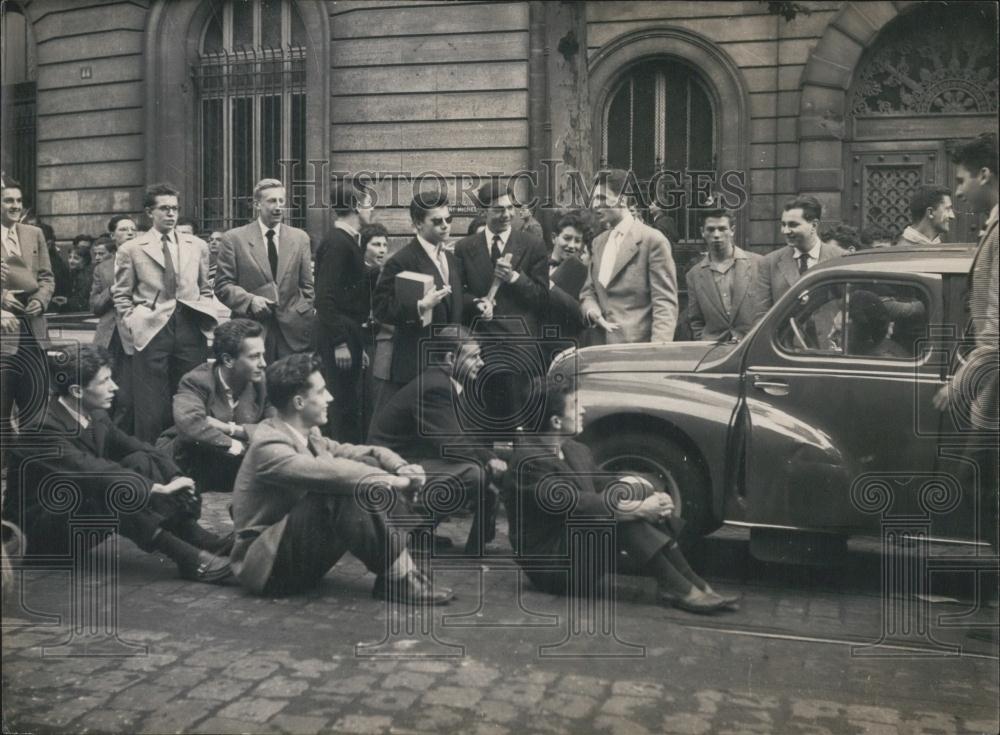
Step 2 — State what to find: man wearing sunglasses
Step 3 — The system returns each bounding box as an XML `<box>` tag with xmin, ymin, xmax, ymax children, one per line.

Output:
<box><xmin>372</xmin><ymin>189</ymin><xmax>464</xmax><ymax>418</ymax></box>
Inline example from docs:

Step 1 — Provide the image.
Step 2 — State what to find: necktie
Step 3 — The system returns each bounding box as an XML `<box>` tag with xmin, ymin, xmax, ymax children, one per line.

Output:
<box><xmin>490</xmin><ymin>234</ymin><xmax>503</xmax><ymax>264</ymax></box>
<box><xmin>435</xmin><ymin>246</ymin><xmax>450</xmax><ymax>284</ymax></box>
<box><xmin>161</xmin><ymin>233</ymin><xmax>177</xmax><ymax>298</ymax></box>
<box><xmin>797</xmin><ymin>254</ymin><xmax>809</xmax><ymax>275</ymax></box>
<box><xmin>266</xmin><ymin>229</ymin><xmax>278</xmax><ymax>279</ymax></box>
<box><xmin>4</xmin><ymin>228</ymin><xmax>21</xmax><ymax>258</ymax></box>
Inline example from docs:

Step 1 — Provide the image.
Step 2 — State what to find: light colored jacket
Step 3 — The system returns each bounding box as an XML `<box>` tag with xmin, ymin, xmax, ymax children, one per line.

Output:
<box><xmin>1</xmin><ymin>222</ymin><xmax>54</xmax><ymax>345</ymax></box>
<box><xmin>752</xmin><ymin>241</ymin><xmax>845</xmax><ymax>321</ymax></box>
<box><xmin>579</xmin><ymin>219</ymin><xmax>678</xmax><ymax>344</ymax></box>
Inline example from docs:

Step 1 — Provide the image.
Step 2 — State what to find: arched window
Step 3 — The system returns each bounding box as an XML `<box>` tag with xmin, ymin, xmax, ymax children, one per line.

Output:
<box><xmin>1</xmin><ymin>1</ymin><xmax>37</xmax><ymax>207</ymax></box>
<box><xmin>602</xmin><ymin>59</ymin><xmax>716</xmax><ymax>249</ymax></box>
<box><xmin>194</xmin><ymin>0</ymin><xmax>307</xmax><ymax>231</ymax></box>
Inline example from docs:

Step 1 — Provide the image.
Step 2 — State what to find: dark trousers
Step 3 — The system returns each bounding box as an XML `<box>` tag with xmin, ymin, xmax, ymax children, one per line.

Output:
<box><xmin>0</xmin><ymin>319</ymin><xmax>49</xmax><ymax>434</ymax></box>
<box><xmin>178</xmin><ymin>443</ymin><xmax>244</xmax><ymax>493</ymax></box>
<box><xmin>132</xmin><ymin>308</ymin><xmax>207</xmax><ymax>443</ymax></box>
<box><xmin>22</xmin><ymin>450</ymin><xmax>199</xmax><ymax>557</ymax></box>
<box><xmin>264</xmin><ymin>321</ymin><xmax>295</xmax><ymax>364</ymax></box>
<box><xmin>108</xmin><ymin>329</ymin><xmax>134</xmax><ymax>433</ymax></box>
<box><xmin>262</xmin><ymin>492</ymin><xmax>404</xmax><ymax>597</ymax></box>
<box><xmin>414</xmin><ymin>458</ymin><xmax>497</xmax><ymax>553</ymax></box>
<box><xmin>326</xmin><ymin>359</ymin><xmax>364</xmax><ymax>444</ymax></box>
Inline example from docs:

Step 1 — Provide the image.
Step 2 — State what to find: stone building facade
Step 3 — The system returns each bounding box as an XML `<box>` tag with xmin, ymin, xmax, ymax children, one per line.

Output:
<box><xmin>2</xmin><ymin>0</ymin><xmax>997</xmax><ymax>269</ymax></box>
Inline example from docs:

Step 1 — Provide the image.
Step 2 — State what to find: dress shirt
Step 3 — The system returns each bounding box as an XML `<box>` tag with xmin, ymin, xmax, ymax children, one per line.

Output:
<box><xmin>484</xmin><ymin>226</ymin><xmax>511</xmax><ymax>256</ymax></box>
<box><xmin>450</xmin><ymin>377</ymin><xmax>463</xmax><ymax>396</ymax></box>
<box><xmin>258</xmin><ymin>221</ymin><xmax>281</xmax><ymax>253</ymax></box>
<box><xmin>793</xmin><ymin>238</ymin><xmax>823</xmax><ymax>272</ymax></box>
<box><xmin>417</xmin><ymin>233</ymin><xmax>449</xmax><ymax>284</ymax></box>
<box><xmin>1</xmin><ymin>223</ymin><xmax>21</xmax><ymax>258</ymax></box>
<box><xmin>216</xmin><ymin>367</ymin><xmax>239</xmax><ymax>410</ymax></box>
<box><xmin>598</xmin><ymin>212</ymin><xmax>634</xmax><ymax>287</ymax></box>
<box><xmin>898</xmin><ymin>225</ymin><xmax>940</xmax><ymax>247</ymax></box>
<box><xmin>58</xmin><ymin>397</ymin><xmax>90</xmax><ymax>429</ymax></box>
<box><xmin>157</xmin><ymin>229</ymin><xmax>180</xmax><ymax>269</ymax></box>
<box><xmin>707</xmin><ymin>257</ymin><xmax>737</xmax><ymax>316</ymax></box>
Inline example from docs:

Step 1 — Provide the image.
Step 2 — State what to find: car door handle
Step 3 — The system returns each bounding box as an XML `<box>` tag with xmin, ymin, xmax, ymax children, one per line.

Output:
<box><xmin>752</xmin><ymin>377</ymin><xmax>790</xmax><ymax>396</ymax></box>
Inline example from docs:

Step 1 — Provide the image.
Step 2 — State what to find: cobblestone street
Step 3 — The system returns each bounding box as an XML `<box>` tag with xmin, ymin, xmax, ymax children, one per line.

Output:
<box><xmin>3</xmin><ymin>495</ymin><xmax>997</xmax><ymax>734</ymax></box>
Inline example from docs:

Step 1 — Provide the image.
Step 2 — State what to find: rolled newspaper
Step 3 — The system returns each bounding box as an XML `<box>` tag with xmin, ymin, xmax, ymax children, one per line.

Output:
<box><xmin>485</xmin><ymin>252</ymin><xmax>512</xmax><ymax>303</ymax></box>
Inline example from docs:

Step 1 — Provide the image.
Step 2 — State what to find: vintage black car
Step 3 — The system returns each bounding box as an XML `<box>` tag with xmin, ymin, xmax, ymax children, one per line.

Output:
<box><xmin>549</xmin><ymin>245</ymin><xmax>988</xmax><ymax>556</ymax></box>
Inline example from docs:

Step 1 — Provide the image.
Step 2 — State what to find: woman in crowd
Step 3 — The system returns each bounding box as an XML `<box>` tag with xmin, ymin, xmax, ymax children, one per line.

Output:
<box><xmin>360</xmin><ymin>222</ymin><xmax>390</xmax><ymax>439</ymax></box>
<box><xmin>62</xmin><ymin>242</ymin><xmax>93</xmax><ymax>312</ymax></box>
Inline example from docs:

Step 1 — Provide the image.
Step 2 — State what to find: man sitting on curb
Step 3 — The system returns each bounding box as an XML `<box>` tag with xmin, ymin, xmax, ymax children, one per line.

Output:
<box><xmin>158</xmin><ymin>319</ymin><xmax>269</xmax><ymax>492</ymax></box>
<box><xmin>4</xmin><ymin>345</ymin><xmax>232</xmax><ymax>583</ymax></box>
<box><xmin>230</xmin><ymin>353</ymin><xmax>453</xmax><ymax>603</ymax></box>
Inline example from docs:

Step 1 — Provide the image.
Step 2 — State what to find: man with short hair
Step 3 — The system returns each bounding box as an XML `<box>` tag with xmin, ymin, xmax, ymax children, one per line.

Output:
<box><xmin>686</xmin><ymin>209</ymin><xmax>761</xmax><ymax>342</ymax></box>
<box><xmin>314</xmin><ymin>179</ymin><xmax>377</xmax><ymax>442</ymax></box>
<box><xmin>215</xmin><ymin>178</ymin><xmax>315</xmax><ymax>362</ymax></box>
<box><xmin>752</xmin><ymin>195</ymin><xmax>846</xmax><ymax>321</ymax></box>
<box><xmin>934</xmin><ymin>132</ymin><xmax>999</xmax><ymax>557</ymax></box>
<box><xmin>113</xmin><ymin>183</ymin><xmax>217</xmax><ymax>442</ymax></box>
<box><xmin>580</xmin><ymin>169</ymin><xmax>678</xmax><ymax>344</ymax></box>
<box><xmin>158</xmin><ymin>318</ymin><xmax>268</xmax><ymax>492</ymax></box>
<box><xmin>897</xmin><ymin>185</ymin><xmax>955</xmax><ymax>247</ymax></box>
<box><xmin>372</xmin><ymin>189</ymin><xmax>464</xmax><ymax>417</ymax></box>
<box><xmin>368</xmin><ymin>326</ymin><xmax>507</xmax><ymax>555</ymax></box>
<box><xmin>230</xmin><ymin>353</ymin><xmax>452</xmax><ymax>603</ymax></box>
<box><xmin>3</xmin><ymin>345</ymin><xmax>232</xmax><ymax>582</ymax></box>
<box><xmin>1</xmin><ymin>179</ymin><xmax>54</xmax><ymax>432</ymax></box>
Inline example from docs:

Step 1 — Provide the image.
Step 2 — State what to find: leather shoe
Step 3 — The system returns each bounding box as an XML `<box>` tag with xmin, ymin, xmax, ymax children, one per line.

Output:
<box><xmin>659</xmin><ymin>588</ymin><xmax>728</xmax><ymax>614</ymax></box>
<box><xmin>372</xmin><ymin>570</ymin><xmax>453</xmax><ymax>605</ymax></box>
<box><xmin>180</xmin><ymin>550</ymin><xmax>233</xmax><ymax>584</ymax></box>
<box><xmin>703</xmin><ymin>585</ymin><xmax>741</xmax><ymax>610</ymax></box>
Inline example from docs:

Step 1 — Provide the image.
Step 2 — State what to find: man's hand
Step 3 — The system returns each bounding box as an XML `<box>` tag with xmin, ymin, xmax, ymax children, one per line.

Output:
<box><xmin>362</xmin><ymin>474</ymin><xmax>411</xmax><ymax>492</ymax></box>
<box><xmin>0</xmin><ymin>261</ymin><xmax>8</xmax><ymax>286</ymax></box>
<box><xmin>417</xmin><ymin>286</ymin><xmax>452</xmax><ymax>315</ymax></box>
<box><xmin>487</xmin><ymin>458</ymin><xmax>508</xmax><ymax>478</ymax></box>
<box><xmin>474</xmin><ymin>298</ymin><xmax>494</xmax><ymax>320</ymax></box>
<box><xmin>23</xmin><ymin>298</ymin><xmax>44</xmax><ymax>317</ymax></box>
<box><xmin>151</xmin><ymin>476</ymin><xmax>197</xmax><ymax>496</ymax></box>
<box><xmin>1</xmin><ymin>290</ymin><xmax>21</xmax><ymax>311</ymax></box>
<box><xmin>1</xmin><ymin>310</ymin><xmax>18</xmax><ymax>334</ymax></box>
<box><xmin>933</xmin><ymin>382</ymin><xmax>953</xmax><ymax>412</ymax></box>
<box><xmin>397</xmin><ymin>463</ymin><xmax>426</xmax><ymax>489</ymax></box>
<box><xmin>362</xmin><ymin>350</ymin><xmax>370</xmax><ymax>369</ymax></box>
<box><xmin>493</xmin><ymin>259</ymin><xmax>518</xmax><ymax>284</ymax></box>
<box><xmin>249</xmin><ymin>296</ymin><xmax>275</xmax><ymax>319</ymax></box>
<box><xmin>227</xmin><ymin>438</ymin><xmax>246</xmax><ymax>456</ymax></box>
<box><xmin>591</xmin><ymin>312</ymin><xmax>621</xmax><ymax>335</ymax></box>
<box><xmin>334</xmin><ymin>343</ymin><xmax>352</xmax><ymax>370</ymax></box>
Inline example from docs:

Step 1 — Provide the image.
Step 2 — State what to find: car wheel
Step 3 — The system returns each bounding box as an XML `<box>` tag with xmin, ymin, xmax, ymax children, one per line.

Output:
<box><xmin>589</xmin><ymin>432</ymin><xmax>713</xmax><ymax>543</ymax></box>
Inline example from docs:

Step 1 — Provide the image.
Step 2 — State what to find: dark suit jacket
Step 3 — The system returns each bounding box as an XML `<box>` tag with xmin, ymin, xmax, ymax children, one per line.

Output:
<box><xmin>367</xmin><ymin>366</ymin><xmax>496</xmax><ymax>466</ymax></box>
<box><xmin>958</xmin><ymin>212</ymin><xmax>998</xmax><ymax>430</ymax></box>
<box><xmin>314</xmin><ymin>226</ymin><xmax>372</xmax><ymax>356</ymax></box>
<box><xmin>89</xmin><ymin>258</ymin><xmax>125</xmax><ymax>350</ymax></box>
<box><xmin>544</xmin><ymin>256</ymin><xmax>587</xmax><ymax>346</ymax></box>
<box><xmin>215</xmin><ymin>221</ymin><xmax>315</xmax><ymax>352</ymax></box>
<box><xmin>454</xmin><ymin>228</ymin><xmax>548</xmax><ymax>337</ymax></box>
<box><xmin>752</xmin><ymin>241</ymin><xmax>845</xmax><ymax>321</ymax></box>
<box><xmin>2</xmin><ymin>222</ymin><xmax>55</xmax><ymax>342</ymax></box>
<box><xmin>372</xmin><ymin>238</ymin><xmax>463</xmax><ymax>384</ymax></box>
<box><xmin>685</xmin><ymin>247</ymin><xmax>762</xmax><ymax>341</ymax></box>
<box><xmin>4</xmin><ymin>400</ymin><xmax>180</xmax><ymax>554</ymax></box>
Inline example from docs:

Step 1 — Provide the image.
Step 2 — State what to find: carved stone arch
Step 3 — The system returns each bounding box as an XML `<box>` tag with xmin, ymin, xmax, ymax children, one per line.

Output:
<box><xmin>588</xmin><ymin>25</ymin><xmax>751</xmax><ymax>236</ymax></box>
<box><xmin>143</xmin><ymin>0</ymin><xmax>330</xmax><ymax>238</ymax></box>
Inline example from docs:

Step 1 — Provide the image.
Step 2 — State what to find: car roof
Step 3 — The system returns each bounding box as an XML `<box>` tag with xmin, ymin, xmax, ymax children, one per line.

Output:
<box><xmin>811</xmin><ymin>244</ymin><xmax>976</xmax><ymax>275</ymax></box>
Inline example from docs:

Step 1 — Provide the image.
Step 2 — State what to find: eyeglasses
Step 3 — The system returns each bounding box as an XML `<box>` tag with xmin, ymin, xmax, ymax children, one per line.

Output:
<box><xmin>430</xmin><ymin>216</ymin><xmax>453</xmax><ymax>226</ymax></box>
<box><xmin>155</xmin><ymin>205</ymin><xmax>180</xmax><ymax>213</ymax></box>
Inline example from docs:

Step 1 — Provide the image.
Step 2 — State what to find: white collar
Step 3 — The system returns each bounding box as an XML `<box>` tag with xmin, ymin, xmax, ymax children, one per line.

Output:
<box><xmin>986</xmin><ymin>204</ymin><xmax>999</xmax><ymax>230</ymax></box>
<box><xmin>279</xmin><ymin>419</ymin><xmax>309</xmax><ymax>449</ymax></box>
<box><xmin>155</xmin><ymin>228</ymin><xmax>177</xmax><ymax>244</ymax></box>
<box><xmin>416</xmin><ymin>233</ymin><xmax>443</xmax><ymax>256</ymax></box>
<box><xmin>58</xmin><ymin>397</ymin><xmax>90</xmax><ymax>429</ymax></box>
<box><xmin>259</xmin><ymin>220</ymin><xmax>281</xmax><ymax>241</ymax></box>
<box><xmin>795</xmin><ymin>238</ymin><xmax>823</xmax><ymax>261</ymax></box>
<box><xmin>485</xmin><ymin>227</ymin><xmax>511</xmax><ymax>247</ymax></box>
<box><xmin>450</xmin><ymin>377</ymin><xmax>463</xmax><ymax>396</ymax></box>
<box><xmin>611</xmin><ymin>212</ymin><xmax>635</xmax><ymax>239</ymax></box>
<box><xmin>335</xmin><ymin>220</ymin><xmax>359</xmax><ymax>240</ymax></box>
<box><xmin>901</xmin><ymin>225</ymin><xmax>940</xmax><ymax>246</ymax></box>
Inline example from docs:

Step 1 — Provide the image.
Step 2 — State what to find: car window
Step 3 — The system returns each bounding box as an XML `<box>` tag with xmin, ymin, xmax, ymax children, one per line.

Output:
<box><xmin>778</xmin><ymin>281</ymin><xmax>929</xmax><ymax>360</ymax></box>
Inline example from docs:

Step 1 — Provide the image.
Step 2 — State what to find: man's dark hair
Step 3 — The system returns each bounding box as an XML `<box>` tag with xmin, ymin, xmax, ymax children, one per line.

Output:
<box><xmin>266</xmin><ymin>353</ymin><xmax>323</xmax><ymax>411</ymax></box>
<box><xmin>360</xmin><ymin>222</ymin><xmax>389</xmax><ymax>249</ymax></box>
<box><xmin>540</xmin><ymin>375</ymin><xmax>576</xmax><ymax>429</ymax></box>
<box><xmin>847</xmin><ymin>290</ymin><xmax>892</xmax><ymax>352</ymax></box>
<box><xmin>782</xmin><ymin>195</ymin><xmax>822</xmax><ymax>222</ymax></box>
<box><xmin>213</xmin><ymin>318</ymin><xmax>264</xmax><ymax>362</ymax></box>
<box><xmin>698</xmin><ymin>208</ymin><xmax>735</xmax><ymax>228</ymax></box>
<box><xmin>951</xmin><ymin>132</ymin><xmax>998</xmax><ymax>176</ymax></box>
<box><xmin>432</xmin><ymin>324</ymin><xmax>476</xmax><ymax>360</ymax></box>
<box><xmin>50</xmin><ymin>344</ymin><xmax>111</xmax><ymax>397</ymax></box>
<box><xmin>330</xmin><ymin>179</ymin><xmax>365</xmax><ymax>218</ymax></box>
<box><xmin>1</xmin><ymin>177</ymin><xmax>22</xmax><ymax>193</ymax></box>
<box><xmin>467</xmin><ymin>215</ymin><xmax>486</xmax><ymax>235</ymax></box>
<box><xmin>860</xmin><ymin>224</ymin><xmax>891</xmax><ymax>247</ymax></box>
<box><xmin>107</xmin><ymin>214</ymin><xmax>135</xmax><ymax>234</ymax></box>
<box><xmin>600</xmin><ymin>169</ymin><xmax>631</xmax><ymax>199</ymax></box>
<box><xmin>93</xmin><ymin>234</ymin><xmax>116</xmax><ymax>253</ymax></box>
<box><xmin>474</xmin><ymin>179</ymin><xmax>512</xmax><ymax>209</ymax></box>
<box><xmin>143</xmin><ymin>182</ymin><xmax>179</xmax><ymax>210</ymax></box>
<box><xmin>820</xmin><ymin>223</ymin><xmax>861</xmax><ymax>251</ymax></box>
<box><xmin>409</xmin><ymin>188</ymin><xmax>449</xmax><ymax>225</ymax></box>
<box><xmin>72</xmin><ymin>234</ymin><xmax>94</xmax><ymax>247</ymax></box>
<box><xmin>907</xmin><ymin>185</ymin><xmax>951</xmax><ymax>223</ymax></box>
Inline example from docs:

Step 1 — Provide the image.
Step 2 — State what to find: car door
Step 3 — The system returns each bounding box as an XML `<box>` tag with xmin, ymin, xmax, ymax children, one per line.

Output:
<box><xmin>740</xmin><ymin>273</ymin><xmax>953</xmax><ymax>536</ymax></box>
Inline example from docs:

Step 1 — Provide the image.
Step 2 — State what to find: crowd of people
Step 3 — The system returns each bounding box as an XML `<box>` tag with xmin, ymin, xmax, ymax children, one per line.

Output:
<box><xmin>1</xmin><ymin>131</ymin><xmax>996</xmax><ymax>613</ymax></box>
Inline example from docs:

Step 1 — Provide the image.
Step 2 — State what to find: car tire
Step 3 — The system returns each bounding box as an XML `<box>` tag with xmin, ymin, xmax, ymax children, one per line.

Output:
<box><xmin>588</xmin><ymin>432</ymin><xmax>713</xmax><ymax>544</ymax></box>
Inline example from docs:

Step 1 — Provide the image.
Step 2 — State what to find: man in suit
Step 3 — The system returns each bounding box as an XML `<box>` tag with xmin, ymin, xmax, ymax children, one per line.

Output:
<box><xmin>372</xmin><ymin>189</ymin><xmax>463</xmax><ymax>418</ymax></box>
<box><xmin>229</xmin><ymin>352</ymin><xmax>452</xmax><ymax>603</ymax></box>
<box><xmin>506</xmin><ymin>378</ymin><xmax>736</xmax><ymax>613</ymax></box>
<box><xmin>454</xmin><ymin>180</ymin><xmax>548</xmax><ymax>430</ymax></box>
<box><xmin>113</xmin><ymin>183</ymin><xmax>217</xmax><ymax>442</ymax></box>
<box><xmin>686</xmin><ymin>208</ymin><xmax>762</xmax><ymax>342</ymax></box>
<box><xmin>3</xmin><ymin>345</ymin><xmax>231</xmax><ymax>582</ymax></box>
<box><xmin>313</xmin><ymin>179</ymin><xmax>375</xmax><ymax>442</ymax></box>
<box><xmin>1</xmin><ymin>180</ymin><xmax>55</xmax><ymax>433</ymax></box>
<box><xmin>368</xmin><ymin>326</ymin><xmax>508</xmax><ymax>555</ymax></box>
<box><xmin>158</xmin><ymin>319</ymin><xmax>268</xmax><ymax>493</ymax></box>
<box><xmin>580</xmin><ymin>169</ymin><xmax>678</xmax><ymax>344</ymax></box>
<box><xmin>934</xmin><ymin>132</ymin><xmax>999</xmax><ymax>557</ymax></box>
<box><xmin>752</xmin><ymin>196</ymin><xmax>846</xmax><ymax>322</ymax></box>
<box><xmin>897</xmin><ymin>185</ymin><xmax>955</xmax><ymax>248</ymax></box>
<box><xmin>215</xmin><ymin>178</ymin><xmax>315</xmax><ymax>363</ymax></box>
<box><xmin>542</xmin><ymin>212</ymin><xmax>588</xmax><ymax>364</ymax></box>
